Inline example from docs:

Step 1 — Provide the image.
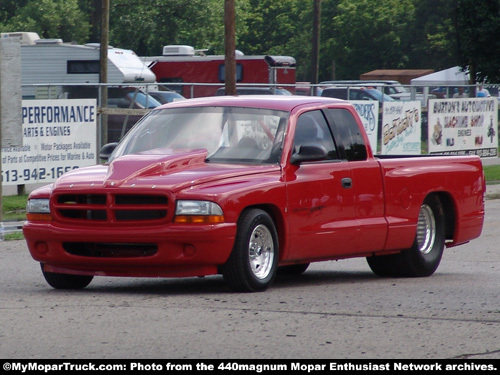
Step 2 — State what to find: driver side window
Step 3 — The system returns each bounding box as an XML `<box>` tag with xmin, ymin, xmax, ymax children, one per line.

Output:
<box><xmin>293</xmin><ymin>110</ymin><xmax>338</xmax><ymax>160</ymax></box>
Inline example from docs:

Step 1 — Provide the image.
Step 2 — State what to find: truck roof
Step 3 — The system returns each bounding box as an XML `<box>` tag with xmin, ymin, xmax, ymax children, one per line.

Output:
<box><xmin>158</xmin><ymin>95</ymin><xmax>347</xmax><ymax>112</ymax></box>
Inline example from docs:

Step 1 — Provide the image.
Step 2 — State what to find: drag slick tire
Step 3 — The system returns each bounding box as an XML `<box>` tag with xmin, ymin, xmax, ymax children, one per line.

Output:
<box><xmin>367</xmin><ymin>195</ymin><xmax>445</xmax><ymax>277</ymax></box>
<box><xmin>222</xmin><ymin>209</ymin><xmax>279</xmax><ymax>292</ymax></box>
<box><xmin>41</xmin><ymin>263</ymin><xmax>94</xmax><ymax>289</ymax></box>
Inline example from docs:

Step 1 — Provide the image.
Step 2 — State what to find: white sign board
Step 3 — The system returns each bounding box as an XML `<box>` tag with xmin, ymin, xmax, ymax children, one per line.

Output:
<box><xmin>351</xmin><ymin>101</ymin><xmax>379</xmax><ymax>154</ymax></box>
<box><xmin>381</xmin><ymin>101</ymin><xmax>421</xmax><ymax>155</ymax></box>
<box><xmin>1</xmin><ymin>99</ymin><xmax>97</xmax><ymax>186</ymax></box>
<box><xmin>428</xmin><ymin>98</ymin><xmax>498</xmax><ymax>157</ymax></box>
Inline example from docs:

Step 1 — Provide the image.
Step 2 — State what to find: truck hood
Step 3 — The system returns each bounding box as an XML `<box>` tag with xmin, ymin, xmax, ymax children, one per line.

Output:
<box><xmin>53</xmin><ymin>149</ymin><xmax>279</xmax><ymax>192</ymax></box>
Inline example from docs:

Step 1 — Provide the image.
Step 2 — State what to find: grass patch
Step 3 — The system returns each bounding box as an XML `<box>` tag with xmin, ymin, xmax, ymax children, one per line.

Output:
<box><xmin>483</xmin><ymin>165</ymin><xmax>500</xmax><ymax>183</ymax></box>
<box><xmin>2</xmin><ymin>194</ymin><xmax>28</xmax><ymax>221</ymax></box>
<box><xmin>4</xmin><ymin>232</ymin><xmax>24</xmax><ymax>241</ymax></box>
<box><xmin>1</xmin><ymin>195</ymin><xmax>27</xmax><ymax>241</ymax></box>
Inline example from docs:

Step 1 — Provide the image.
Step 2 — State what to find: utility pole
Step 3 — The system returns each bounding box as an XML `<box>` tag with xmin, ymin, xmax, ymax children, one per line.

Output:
<box><xmin>224</xmin><ymin>0</ymin><xmax>236</xmax><ymax>95</ymax></box>
<box><xmin>100</xmin><ymin>0</ymin><xmax>110</xmax><ymax>146</ymax></box>
<box><xmin>311</xmin><ymin>0</ymin><xmax>321</xmax><ymax>95</ymax></box>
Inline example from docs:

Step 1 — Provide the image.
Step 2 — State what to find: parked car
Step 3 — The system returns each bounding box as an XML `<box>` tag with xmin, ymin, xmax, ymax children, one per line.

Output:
<box><xmin>320</xmin><ymin>80</ymin><xmax>433</xmax><ymax>105</ymax></box>
<box><xmin>321</xmin><ymin>80</ymin><xmax>405</xmax><ymax>96</ymax></box>
<box><xmin>105</xmin><ymin>88</ymin><xmax>162</xmax><ymax>142</ymax></box>
<box><xmin>66</xmin><ymin>86</ymin><xmax>162</xmax><ymax>142</ymax></box>
<box><xmin>321</xmin><ymin>86</ymin><xmax>395</xmax><ymax>102</ymax></box>
<box><xmin>215</xmin><ymin>87</ymin><xmax>292</xmax><ymax>96</ymax></box>
<box><xmin>24</xmin><ymin>96</ymin><xmax>485</xmax><ymax>292</ymax></box>
<box><xmin>148</xmin><ymin>90</ymin><xmax>186</xmax><ymax>104</ymax></box>
<box><xmin>294</xmin><ymin>82</ymin><xmax>323</xmax><ymax>96</ymax></box>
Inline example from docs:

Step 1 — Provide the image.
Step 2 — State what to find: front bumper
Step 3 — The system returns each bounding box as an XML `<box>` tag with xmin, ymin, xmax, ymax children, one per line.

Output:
<box><xmin>23</xmin><ymin>221</ymin><xmax>236</xmax><ymax>278</ymax></box>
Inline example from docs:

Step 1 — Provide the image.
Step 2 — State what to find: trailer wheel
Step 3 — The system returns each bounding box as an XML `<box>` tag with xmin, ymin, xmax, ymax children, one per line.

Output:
<box><xmin>41</xmin><ymin>263</ymin><xmax>94</xmax><ymax>289</ymax></box>
<box><xmin>367</xmin><ymin>195</ymin><xmax>445</xmax><ymax>277</ymax></box>
<box><xmin>222</xmin><ymin>209</ymin><xmax>279</xmax><ymax>292</ymax></box>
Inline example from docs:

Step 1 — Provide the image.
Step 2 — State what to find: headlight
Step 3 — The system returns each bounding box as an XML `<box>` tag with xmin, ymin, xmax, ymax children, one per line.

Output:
<box><xmin>27</xmin><ymin>199</ymin><xmax>50</xmax><ymax>213</ymax></box>
<box><xmin>174</xmin><ymin>200</ymin><xmax>224</xmax><ymax>223</ymax></box>
<box><xmin>26</xmin><ymin>198</ymin><xmax>52</xmax><ymax>221</ymax></box>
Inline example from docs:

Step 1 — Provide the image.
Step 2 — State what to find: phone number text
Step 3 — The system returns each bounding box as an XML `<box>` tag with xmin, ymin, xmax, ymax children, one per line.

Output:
<box><xmin>1</xmin><ymin>166</ymin><xmax>79</xmax><ymax>183</ymax></box>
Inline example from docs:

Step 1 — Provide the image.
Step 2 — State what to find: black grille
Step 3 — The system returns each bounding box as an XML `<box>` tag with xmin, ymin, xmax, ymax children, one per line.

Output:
<box><xmin>63</xmin><ymin>242</ymin><xmax>158</xmax><ymax>258</ymax></box>
<box><xmin>54</xmin><ymin>193</ymin><xmax>168</xmax><ymax>223</ymax></box>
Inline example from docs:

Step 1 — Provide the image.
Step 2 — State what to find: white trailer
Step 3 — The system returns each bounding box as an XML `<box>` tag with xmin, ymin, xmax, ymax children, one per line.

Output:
<box><xmin>1</xmin><ymin>32</ymin><xmax>156</xmax><ymax>98</ymax></box>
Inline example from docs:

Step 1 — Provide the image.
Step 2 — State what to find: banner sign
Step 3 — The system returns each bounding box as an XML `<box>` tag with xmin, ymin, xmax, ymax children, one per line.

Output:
<box><xmin>381</xmin><ymin>101</ymin><xmax>421</xmax><ymax>155</ymax></box>
<box><xmin>351</xmin><ymin>101</ymin><xmax>379</xmax><ymax>154</ymax></box>
<box><xmin>1</xmin><ymin>99</ymin><xmax>97</xmax><ymax>186</ymax></box>
<box><xmin>428</xmin><ymin>98</ymin><xmax>498</xmax><ymax>157</ymax></box>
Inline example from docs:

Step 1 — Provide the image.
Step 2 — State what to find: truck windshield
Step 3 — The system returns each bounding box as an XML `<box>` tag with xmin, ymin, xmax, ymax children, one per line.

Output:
<box><xmin>109</xmin><ymin>106</ymin><xmax>289</xmax><ymax>164</ymax></box>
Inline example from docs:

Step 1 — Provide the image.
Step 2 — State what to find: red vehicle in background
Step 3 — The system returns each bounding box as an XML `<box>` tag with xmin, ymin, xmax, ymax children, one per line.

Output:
<box><xmin>142</xmin><ymin>45</ymin><xmax>296</xmax><ymax>98</ymax></box>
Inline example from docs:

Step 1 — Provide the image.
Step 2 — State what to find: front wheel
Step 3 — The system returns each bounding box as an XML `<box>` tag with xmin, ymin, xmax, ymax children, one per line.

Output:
<box><xmin>41</xmin><ymin>263</ymin><xmax>94</xmax><ymax>289</ymax></box>
<box><xmin>367</xmin><ymin>195</ymin><xmax>445</xmax><ymax>277</ymax></box>
<box><xmin>222</xmin><ymin>209</ymin><xmax>279</xmax><ymax>292</ymax></box>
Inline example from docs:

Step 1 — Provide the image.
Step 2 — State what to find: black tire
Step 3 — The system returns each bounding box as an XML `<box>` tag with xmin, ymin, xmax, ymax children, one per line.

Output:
<box><xmin>367</xmin><ymin>195</ymin><xmax>445</xmax><ymax>277</ymax></box>
<box><xmin>40</xmin><ymin>263</ymin><xmax>94</xmax><ymax>289</ymax></box>
<box><xmin>222</xmin><ymin>209</ymin><xmax>279</xmax><ymax>292</ymax></box>
<box><xmin>278</xmin><ymin>263</ymin><xmax>310</xmax><ymax>275</ymax></box>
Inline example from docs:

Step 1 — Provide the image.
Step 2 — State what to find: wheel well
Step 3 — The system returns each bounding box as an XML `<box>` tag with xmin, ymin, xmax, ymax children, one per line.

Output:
<box><xmin>429</xmin><ymin>192</ymin><xmax>455</xmax><ymax>241</ymax></box>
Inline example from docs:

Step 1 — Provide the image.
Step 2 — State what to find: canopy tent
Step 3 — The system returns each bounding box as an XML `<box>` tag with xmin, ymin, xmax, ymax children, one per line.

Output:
<box><xmin>410</xmin><ymin>66</ymin><xmax>470</xmax><ymax>86</ymax></box>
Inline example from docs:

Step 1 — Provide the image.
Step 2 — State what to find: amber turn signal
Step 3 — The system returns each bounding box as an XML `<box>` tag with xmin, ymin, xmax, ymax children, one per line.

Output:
<box><xmin>174</xmin><ymin>215</ymin><xmax>224</xmax><ymax>224</ymax></box>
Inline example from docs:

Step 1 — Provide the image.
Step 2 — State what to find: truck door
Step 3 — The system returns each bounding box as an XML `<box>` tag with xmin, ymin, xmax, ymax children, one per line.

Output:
<box><xmin>325</xmin><ymin>108</ymin><xmax>387</xmax><ymax>254</ymax></box>
<box><xmin>285</xmin><ymin>110</ymin><xmax>359</xmax><ymax>261</ymax></box>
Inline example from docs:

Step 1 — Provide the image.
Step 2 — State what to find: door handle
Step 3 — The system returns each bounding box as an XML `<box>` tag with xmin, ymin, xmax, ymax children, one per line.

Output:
<box><xmin>341</xmin><ymin>177</ymin><xmax>352</xmax><ymax>189</ymax></box>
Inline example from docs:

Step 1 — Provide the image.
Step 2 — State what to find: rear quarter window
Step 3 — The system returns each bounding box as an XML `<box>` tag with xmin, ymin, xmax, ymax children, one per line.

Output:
<box><xmin>327</xmin><ymin>108</ymin><xmax>367</xmax><ymax>161</ymax></box>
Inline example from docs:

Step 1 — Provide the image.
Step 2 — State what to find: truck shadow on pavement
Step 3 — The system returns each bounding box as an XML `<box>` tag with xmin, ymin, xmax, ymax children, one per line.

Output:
<box><xmin>37</xmin><ymin>269</ymin><xmax>392</xmax><ymax>296</ymax></box>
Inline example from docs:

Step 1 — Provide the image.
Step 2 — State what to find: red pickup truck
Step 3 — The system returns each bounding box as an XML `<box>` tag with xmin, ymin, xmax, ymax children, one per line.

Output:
<box><xmin>23</xmin><ymin>96</ymin><xmax>485</xmax><ymax>292</ymax></box>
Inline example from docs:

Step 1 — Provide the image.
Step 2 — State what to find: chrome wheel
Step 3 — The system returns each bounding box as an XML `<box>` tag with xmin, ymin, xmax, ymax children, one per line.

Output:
<box><xmin>222</xmin><ymin>209</ymin><xmax>279</xmax><ymax>292</ymax></box>
<box><xmin>366</xmin><ymin>195</ymin><xmax>445</xmax><ymax>277</ymax></box>
<box><xmin>248</xmin><ymin>224</ymin><xmax>275</xmax><ymax>280</ymax></box>
<box><xmin>416</xmin><ymin>204</ymin><xmax>436</xmax><ymax>255</ymax></box>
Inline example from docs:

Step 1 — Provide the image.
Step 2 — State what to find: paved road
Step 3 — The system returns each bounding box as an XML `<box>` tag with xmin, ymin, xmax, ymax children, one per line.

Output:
<box><xmin>0</xmin><ymin>201</ymin><xmax>499</xmax><ymax>360</ymax></box>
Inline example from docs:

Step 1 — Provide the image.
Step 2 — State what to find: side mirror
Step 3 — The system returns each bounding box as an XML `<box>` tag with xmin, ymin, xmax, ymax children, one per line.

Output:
<box><xmin>290</xmin><ymin>144</ymin><xmax>328</xmax><ymax>164</ymax></box>
<box><xmin>99</xmin><ymin>142</ymin><xmax>118</xmax><ymax>161</ymax></box>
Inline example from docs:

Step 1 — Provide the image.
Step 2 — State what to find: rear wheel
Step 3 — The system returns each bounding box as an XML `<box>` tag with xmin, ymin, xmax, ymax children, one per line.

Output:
<box><xmin>367</xmin><ymin>195</ymin><xmax>445</xmax><ymax>277</ymax></box>
<box><xmin>41</xmin><ymin>263</ymin><xmax>94</xmax><ymax>289</ymax></box>
<box><xmin>222</xmin><ymin>209</ymin><xmax>279</xmax><ymax>292</ymax></box>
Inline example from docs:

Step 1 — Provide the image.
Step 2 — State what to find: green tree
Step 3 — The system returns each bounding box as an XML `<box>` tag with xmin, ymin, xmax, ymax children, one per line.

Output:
<box><xmin>407</xmin><ymin>0</ymin><xmax>458</xmax><ymax>71</ymax></box>
<box><xmin>108</xmin><ymin>0</ymin><xmax>231</xmax><ymax>56</ymax></box>
<box><xmin>237</xmin><ymin>0</ymin><xmax>313</xmax><ymax>80</ymax></box>
<box><xmin>0</xmin><ymin>0</ymin><xmax>29</xmax><ymax>25</ymax></box>
<box><xmin>77</xmin><ymin>0</ymin><xmax>100</xmax><ymax>42</ymax></box>
<box><xmin>0</xmin><ymin>0</ymin><xmax>90</xmax><ymax>43</ymax></box>
<box><xmin>321</xmin><ymin>0</ymin><xmax>416</xmax><ymax>80</ymax></box>
<box><xmin>456</xmin><ymin>0</ymin><xmax>500</xmax><ymax>83</ymax></box>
